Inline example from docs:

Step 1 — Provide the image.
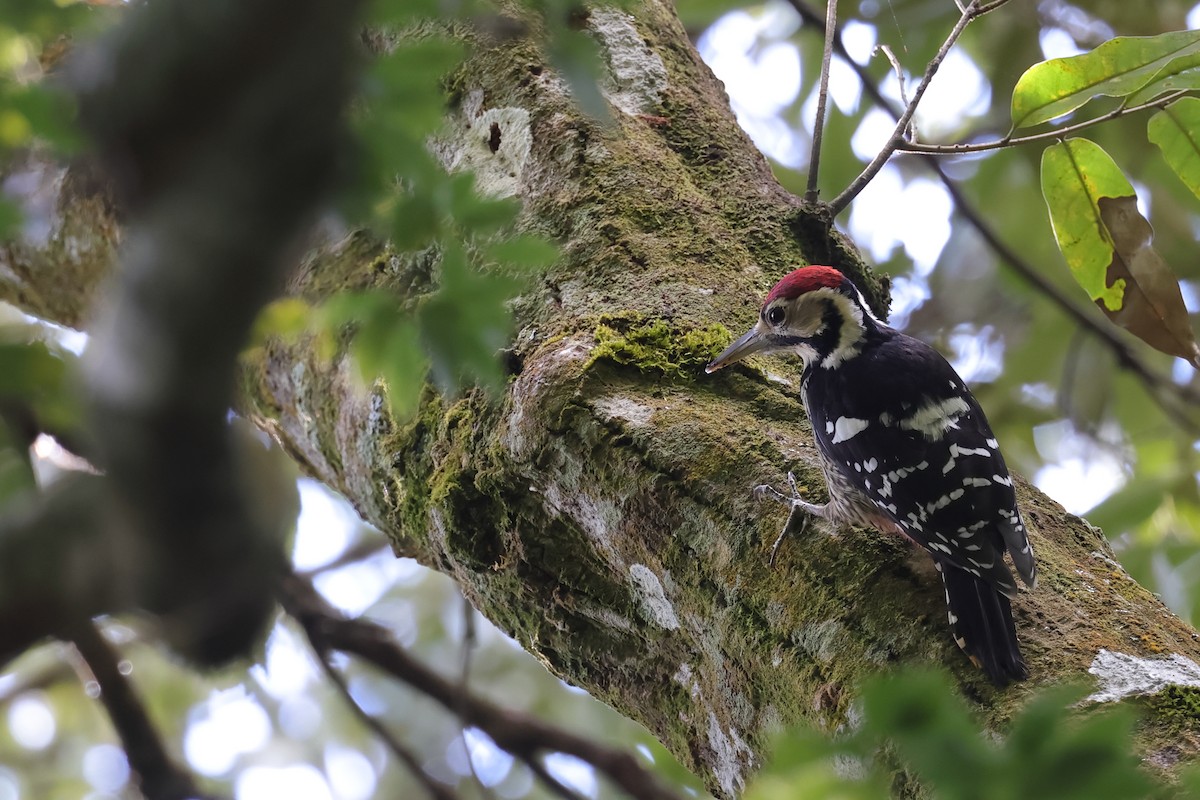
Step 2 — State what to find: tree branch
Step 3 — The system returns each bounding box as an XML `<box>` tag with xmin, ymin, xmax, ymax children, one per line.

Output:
<box><xmin>804</xmin><ymin>0</ymin><xmax>838</xmax><ymax>203</ymax></box>
<box><xmin>70</xmin><ymin>0</ymin><xmax>363</xmax><ymax>666</ymax></box>
<box><xmin>313</xmin><ymin>644</ymin><xmax>460</xmax><ymax>800</ymax></box>
<box><xmin>280</xmin><ymin>575</ymin><xmax>687</xmax><ymax>800</ymax></box>
<box><xmin>895</xmin><ymin>91</ymin><xmax>1190</xmax><ymax>155</ymax></box>
<box><xmin>828</xmin><ymin>0</ymin><xmax>980</xmax><ymax>216</ymax></box>
<box><xmin>69</xmin><ymin>622</ymin><xmax>220</xmax><ymax>800</ymax></box>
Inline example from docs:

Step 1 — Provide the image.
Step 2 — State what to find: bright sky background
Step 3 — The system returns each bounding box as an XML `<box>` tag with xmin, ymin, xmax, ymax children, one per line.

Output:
<box><xmin>10</xmin><ymin>3</ymin><xmax>1200</xmax><ymax>798</ymax></box>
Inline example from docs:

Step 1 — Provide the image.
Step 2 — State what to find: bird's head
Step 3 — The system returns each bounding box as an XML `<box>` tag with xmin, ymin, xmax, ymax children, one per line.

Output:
<box><xmin>705</xmin><ymin>265</ymin><xmax>880</xmax><ymax>373</ymax></box>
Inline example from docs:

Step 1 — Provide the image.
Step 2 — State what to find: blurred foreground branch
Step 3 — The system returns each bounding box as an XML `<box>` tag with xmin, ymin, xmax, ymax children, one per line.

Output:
<box><xmin>281</xmin><ymin>575</ymin><xmax>688</xmax><ymax>800</ymax></box>
<box><xmin>70</xmin><ymin>622</ymin><xmax>220</xmax><ymax>800</ymax></box>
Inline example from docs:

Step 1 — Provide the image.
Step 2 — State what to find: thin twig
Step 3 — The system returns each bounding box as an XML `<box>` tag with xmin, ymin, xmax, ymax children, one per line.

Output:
<box><xmin>971</xmin><ymin>0</ymin><xmax>1014</xmax><ymax>18</ymax></box>
<box><xmin>895</xmin><ymin>90</ymin><xmax>1190</xmax><ymax>155</ymax></box>
<box><xmin>456</xmin><ymin>593</ymin><xmax>490</xmax><ymax>799</ymax></box>
<box><xmin>295</xmin><ymin>537</ymin><xmax>391</xmax><ymax>580</ymax></box>
<box><xmin>69</xmin><ymin>622</ymin><xmax>219</xmax><ymax>800</ymax></box>
<box><xmin>280</xmin><ymin>575</ymin><xmax>688</xmax><ymax>800</ymax></box>
<box><xmin>828</xmin><ymin>0</ymin><xmax>980</xmax><ymax>216</ymax></box>
<box><xmin>877</xmin><ymin>45</ymin><xmax>908</xmax><ymax>107</ymax></box>
<box><xmin>313</xmin><ymin>648</ymin><xmax>459</xmax><ymax>800</ymax></box>
<box><xmin>805</xmin><ymin>0</ymin><xmax>838</xmax><ymax>203</ymax></box>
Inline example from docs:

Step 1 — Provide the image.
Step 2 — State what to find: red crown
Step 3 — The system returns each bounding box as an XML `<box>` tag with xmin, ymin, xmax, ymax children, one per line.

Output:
<box><xmin>764</xmin><ymin>266</ymin><xmax>846</xmax><ymax>304</ymax></box>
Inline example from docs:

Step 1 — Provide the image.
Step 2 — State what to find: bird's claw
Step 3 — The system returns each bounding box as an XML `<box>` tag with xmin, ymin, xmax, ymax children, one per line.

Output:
<box><xmin>755</xmin><ymin>472</ymin><xmax>812</xmax><ymax>567</ymax></box>
<box><xmin>753</xmin><ymin>472</ymin><xmax>804</xmax><ymax>506</ymax></box>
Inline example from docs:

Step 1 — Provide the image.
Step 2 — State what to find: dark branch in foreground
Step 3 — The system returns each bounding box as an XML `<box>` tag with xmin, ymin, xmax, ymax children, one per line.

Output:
<box><xmin>280</xmin><ymin>575</ymin><xmax>688</xmax><ymax>800</ymax></box>
<box><xmin>313</xmin><ymin>645</ymin><xmax>460</xmax><ymax>800</ymax></box>
<box><xmin>789</xmin><ymin>0</ymin><xmax>1200</xmax><ymax>433</ymax></box>
<box><xmin>69</xmin><ymin>622</ymin><xmax>220</xmax><ymax>800</ymax></box>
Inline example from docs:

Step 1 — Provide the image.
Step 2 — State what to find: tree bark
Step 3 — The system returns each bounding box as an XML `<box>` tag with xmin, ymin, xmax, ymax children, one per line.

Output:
<box><xmin>5</xmin><ymin>2</ymin><xmax>1200</xmax><ymax>794</ymax></box>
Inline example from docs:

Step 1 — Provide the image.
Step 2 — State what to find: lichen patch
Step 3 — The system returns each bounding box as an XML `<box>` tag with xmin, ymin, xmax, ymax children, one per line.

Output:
<box><xmin>592</xmin><ymin>395</ymin><xmax>654</xmax><ymax>428</ymax></box>
<box><xmin>1086</xmin><ymin>649</ymin><xmax>1200</xmax><ymax>703</ymax></box>
<box><xmin>707</xmin><ymin>711</ymin><xmax>753</xmax><ymax>796</ymax></box>
<box><xmin>794</xmin><ymin>620</ymin><xmax>843</xmax><ymax>663</ymax></box>
<box><xmin>434</xmin><ymin>88</ymin><xmax>532</xmax><ymax>198</ymax></box>
<box><xmin>589</xmin><ymin>8</ymin><xmax>668</xmax><ymax>116</ymax></box>
<box><xmin>629</xmin><ymin>563</ymin><xmax>680</xmax><ymax>630</ymax></box>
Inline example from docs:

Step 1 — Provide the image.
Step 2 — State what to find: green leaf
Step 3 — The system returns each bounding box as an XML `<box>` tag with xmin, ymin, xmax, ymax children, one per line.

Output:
<box><xmin>1042</xmin><ymin>141</ymin><xmax>1200</xmax><ymax>364</ymax></box>
<box><xmin>323</xmin><ymin>291</ymin><xmax>429</xmax><ymax>418</ymax></box>
<box><xmin>446</xmin><ymin>171</ymin><xmax>521</xmax><ymax>234</ymax></box>
<box><xmin>547</xmin><ymin>27</ymin><xmax>612</xmax><ymax>123</ymax></box>
<box><xmin>0</xmin><ymin>198</ymin><xmax>20</xmax><ymax>240</ymax></box>
<box><xmin>418</xmin><ymin>242</ymin><xmax>519</xmax><ymax>392</ymax></box>
<box><xmin>1087</xmin><ymin>476</ymin><xmax>1173</xmax><ymax>535</ymax></box>
<box><xmin>1012</xmin><ymin>30</ymin><xmax>1200</xmax><ymax>129</ymax></box>
<box><xmin>250</xmin><ymin>298</ymin><xmax>313</xmax><ymax>344</ymax></box>
<box><xmin>1040</xmin><ymin>139</ymin><xmax>1133</xmax><ymax>310</ymax></box>
<box><xmin>484</xmin><ymin>234</ymin><xmax>560</xmax><ymax>272</ymax></box>
<box><xmin>390</xmin><ymin>192</ymin><xmax>441</xmax><ymax>250</ymax></box>
<box><xmin>1148</xmin><ymin>97</ymin><xmax>1200</xmax><ymax>201</ymax></box>
<box><xmin>0</xmin><ymin>340</ymin><xmax>68</xmax><ymax>398</ymax></box>
<box><xmin>5</xmin><ymin>84</ymin><xmax>81</xmax><ymax>153</ymax></box>
<box><xmin>377</xmin><ymin>319</ymin><xmax>428</xmax><ymax>418</ymax></box>
<box><xmin>860</xmin><ymin>671</ymin><xmax>995</xmax><ymax>795</ymax></box>
<box><xmin>1125</xmin><ymin>52</ymin><xmax>1200</xmax><ymax>106</ymax></box>
<box><xmin>673</xmin><ymin>0</ymin><xmax>743</xmax><ymax>28</ymax></box>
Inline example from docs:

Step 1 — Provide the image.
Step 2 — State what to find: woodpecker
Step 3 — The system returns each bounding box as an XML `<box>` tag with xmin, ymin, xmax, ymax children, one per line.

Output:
<box><xmin>706</xmin><ymin>265</ymin><xmax>1036</xmax><ymax>685</ymax></box>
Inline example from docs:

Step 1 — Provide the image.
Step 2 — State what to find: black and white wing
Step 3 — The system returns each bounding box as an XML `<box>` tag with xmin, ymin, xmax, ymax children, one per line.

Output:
<box><xmin>805</xmin><ymin>330</ymin><xmax>1036</xmax><ymax>596</ymax></box>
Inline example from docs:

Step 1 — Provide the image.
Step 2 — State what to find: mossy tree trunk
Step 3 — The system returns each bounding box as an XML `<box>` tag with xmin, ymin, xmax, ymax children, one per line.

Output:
<box><xmin>5</xmin><ymin>1</ymin><xmax>1200</xmax><ymax>795</ymax></box>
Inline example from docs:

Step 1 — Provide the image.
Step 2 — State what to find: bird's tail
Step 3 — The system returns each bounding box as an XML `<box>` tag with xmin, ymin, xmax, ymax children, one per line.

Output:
<box><xmin>936</xmin><ymin>562</ymin><xmax>1027</xmax><ymax>685</ymax></box>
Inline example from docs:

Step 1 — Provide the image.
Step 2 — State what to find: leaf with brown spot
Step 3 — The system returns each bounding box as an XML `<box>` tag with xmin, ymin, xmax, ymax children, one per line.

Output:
<box><xmin>1097</xmin><ymin>195</ymin><xmax>1200</xmax><ymax>367</ymax></box>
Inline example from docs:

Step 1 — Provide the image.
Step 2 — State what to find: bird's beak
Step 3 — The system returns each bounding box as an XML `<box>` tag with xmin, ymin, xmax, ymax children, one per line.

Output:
<box><xmin>705</xmin><ymin>322</ymin><xmax>770</xmax><ymax>373</ymax></box>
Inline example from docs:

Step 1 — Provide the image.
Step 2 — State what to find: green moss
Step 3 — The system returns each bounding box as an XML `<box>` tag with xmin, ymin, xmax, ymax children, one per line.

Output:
<box><xmin>1145</xmin><ymin>684</ymin><xmax>1200</xmax><ymax>731</ymax></box>
<box><xmin>589</xmin><ymin>313</ymin><xmax>730</xmax><ymax>379</ymax></box>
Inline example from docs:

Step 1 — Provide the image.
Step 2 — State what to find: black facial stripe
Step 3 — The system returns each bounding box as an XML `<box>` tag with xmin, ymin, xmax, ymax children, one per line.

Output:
<box><xmin>811</xmin><ymin>301</ymin><xmax>843</xmax><ymax>359</ymax></box>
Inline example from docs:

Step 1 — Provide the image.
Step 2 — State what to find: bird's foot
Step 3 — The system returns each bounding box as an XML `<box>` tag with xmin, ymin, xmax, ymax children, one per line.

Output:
<box><xmin>753</xmin><ymin>472</ymin><xmax>826</xmax><ymax>567</ymax></box>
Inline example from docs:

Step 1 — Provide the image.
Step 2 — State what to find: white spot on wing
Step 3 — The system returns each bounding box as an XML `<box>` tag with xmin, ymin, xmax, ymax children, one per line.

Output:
<box><xmin>832</xmin><ymin>416</ymin><xmax>869</xmax><ymax>443</ymax></box>
<box><xmin>899</xmin><ymin>397</ymin><xmax>970</xmax><ymax>440</ymax></box>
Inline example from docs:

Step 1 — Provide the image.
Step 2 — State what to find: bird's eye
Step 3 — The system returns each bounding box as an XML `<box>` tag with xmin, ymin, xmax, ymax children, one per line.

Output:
<box><xmin>767</xmin><ymin>306</ymin><xmax>785</xmax><ymax>325</ymax></box>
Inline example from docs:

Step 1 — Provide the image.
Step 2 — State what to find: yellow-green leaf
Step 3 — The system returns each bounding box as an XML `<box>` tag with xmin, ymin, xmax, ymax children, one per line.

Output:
<box><xmin>1125</xmin><ymin>51</ymin><xmax>1200</xmax><ymax>105</ymax></box>
<box><xmin>1040</xmin><ymin>139</ymin><xmax>1131</xmax><ymax>310</ymax></box>
<box><xmin>1012</xmin><ymin>30</ymin><xmax>1200</xmax><ymax>129</ymax></box>
<box><xmin>250</xmin><ymin>298</ymin><xmax>313</xmax><ymax>344</ymax></box>
<box><xmin>1042</xmin><ymin>140</ymin><xmax>1200</xmax><ymax>367</ymax></box>
<box><xmin>1148</xmin><ymin>97</ymin><xmax>1200</xmax><ymax>201</ymax></box>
